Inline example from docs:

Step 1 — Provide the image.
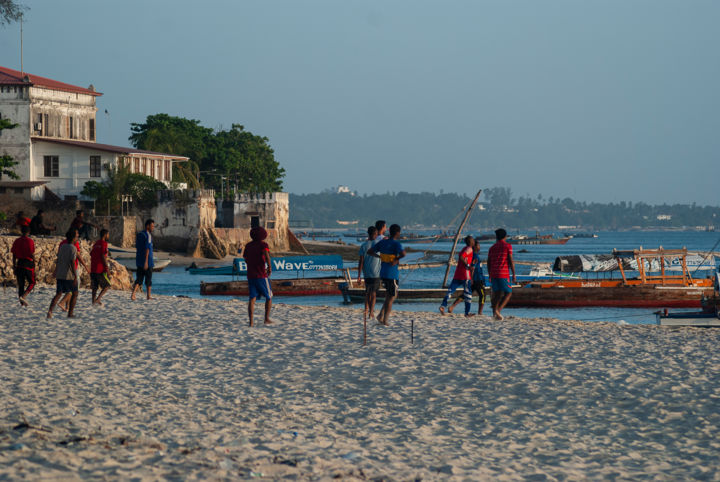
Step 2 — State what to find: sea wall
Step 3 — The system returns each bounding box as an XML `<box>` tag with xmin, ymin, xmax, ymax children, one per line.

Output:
<box><xmin>0</xmin><ymin>235</ymin><xmax>134</xmax><ymax>291</ymax></box>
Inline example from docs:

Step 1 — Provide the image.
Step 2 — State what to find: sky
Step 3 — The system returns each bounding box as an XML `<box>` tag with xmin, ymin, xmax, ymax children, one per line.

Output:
<box><xmin>1</xmin><ymin>0</ymin><xmax>719</xmax><ymax>205</ymax></box>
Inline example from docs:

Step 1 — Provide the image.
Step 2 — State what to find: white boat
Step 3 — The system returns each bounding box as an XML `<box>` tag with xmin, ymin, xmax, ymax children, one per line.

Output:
<box><xmin>656</xmin><ymin>310</ymin><xmax>720</xmax><ymax>327</ymax></box>
<box><xmin>113</xmin><ymin>256</ymin><xmax>172</xmax><ymax>272</ymax></box>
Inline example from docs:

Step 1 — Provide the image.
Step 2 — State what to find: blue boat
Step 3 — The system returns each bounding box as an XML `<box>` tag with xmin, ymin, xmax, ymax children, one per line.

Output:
<box><xmin>188</xmin><ymin>255</ymin><xmax>344</xmax><ymax>276</ymax></box>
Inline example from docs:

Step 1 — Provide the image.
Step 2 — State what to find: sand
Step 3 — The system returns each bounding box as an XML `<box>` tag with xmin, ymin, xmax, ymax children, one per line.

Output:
<box><xmin>1</xmin><ymin>287</ymin><xmax>720</xmax><ymax>480</ymax></box>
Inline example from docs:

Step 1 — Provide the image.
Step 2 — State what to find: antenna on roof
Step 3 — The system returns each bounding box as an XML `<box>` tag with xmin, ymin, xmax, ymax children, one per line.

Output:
<box><xmin>20</xmin><ymin>13</ymin><xmax>23</xmax><ymax>74</ymax></box>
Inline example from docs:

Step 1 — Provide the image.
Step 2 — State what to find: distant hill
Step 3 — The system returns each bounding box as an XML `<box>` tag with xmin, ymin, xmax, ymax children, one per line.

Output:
<box><xmin>289</xmin><ymin>189</ymin><xmax>720</xmax><ymax>231</ymax></box>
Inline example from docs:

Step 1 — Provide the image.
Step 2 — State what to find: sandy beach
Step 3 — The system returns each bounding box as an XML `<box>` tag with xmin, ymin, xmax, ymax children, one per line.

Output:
<box><xmin>1</xmin><ymin>287</ymin><xmax>719</xmax><ymax>480</ymax></box>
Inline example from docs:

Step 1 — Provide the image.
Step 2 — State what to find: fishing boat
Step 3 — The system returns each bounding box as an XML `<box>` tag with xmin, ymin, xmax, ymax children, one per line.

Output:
<box><xmin>509</xmin><ymin>234</ymin><xmax>571</xmax><ymax>245</ymax></box>
<box><xmin>512</xmin><ymin>248</ymin><xmax>716</xmax><ymax>308</ymax></box>
<box><xmin>655</xmin><ymin>272</ymin><xmax>720</xmax><ymax>326</ymax></box>
<box><xmin>113</xmin><ymin>256</ymin><xmax>172</xmax><ymax>272</ymax></box>
<box><xmin>200</xmin><ymin>255</ymin><xmax>349</xmax><ymax>296</ymax></box>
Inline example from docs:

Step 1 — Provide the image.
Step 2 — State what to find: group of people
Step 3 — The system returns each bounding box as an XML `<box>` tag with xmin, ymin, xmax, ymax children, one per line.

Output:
<box><xmin>439</xmin><ymin>228</ymin><xmax>517</xmax><ymax>320</ymax></box>
<box><xmin>357</xmin><ymin>224</ymin><xmax>517</xmax><ymax>322</ymax></box>
<box><xmin>10</xmin><ymin>211</ymin><xmax>157</xmax><ymax>318</ymax></box>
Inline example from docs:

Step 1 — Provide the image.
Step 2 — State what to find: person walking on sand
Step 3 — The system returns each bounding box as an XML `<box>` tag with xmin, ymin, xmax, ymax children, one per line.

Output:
<box><xmin>11</xmin><ymin>224</ymin><xmax>35</xmax><ymax>307</ymax></box>
<box><xmin>487</xmin><ymin>228</ymin><xmax>516</xmax><ymax>320</ymax></box>
<box><xmin>449</xmin><ymin>237</ymin><xmax>486</xmax><ymax>315</ymax></box>
<box><xmin>358</xmin><ymin>226</ymin><xmax>382</xmax><ymax>320</ymax></box>
<box><xmin>243</xmin><ymin>226</ymin><xmax>273</xmax><ymax>326</ymax></box>
<box><xmin>57</xmin><ymin>228</ymin><xmax>90</xmax><ymax>312</ymax></box>
<box><xmin>367</xmin><ymin>224</ymin><xmax>405</xmax><ymax>325</ymax></box>
<box><xmin>131</xmin><ymin>219</ymin><xmax>155</xmax><ymax>301</ymax></box>
<box><xmin>440</xmin><ymin>235</ymin><xmax>475</xmax><ymax>317</ymax></box>
<box><xmin>90</xmin><ymin>229</ymin><xmax>111</xmax><ymax>305</ymax></box>
<box><xmin>47</xmin><ymin>229</ymin><xmax>80</xmax><ymax>318</ymax></box>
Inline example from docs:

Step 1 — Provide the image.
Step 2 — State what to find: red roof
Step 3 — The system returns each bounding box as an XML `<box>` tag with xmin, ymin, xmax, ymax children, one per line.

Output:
<box><xmin>0</xmin><ymin>65</ymin><xmax>102</xmax><ymax>97</ymax></box>
<box><xmin>31</xmin><ymin>137</ymin><xmax>189</xmax><ymax>159</ymax></box>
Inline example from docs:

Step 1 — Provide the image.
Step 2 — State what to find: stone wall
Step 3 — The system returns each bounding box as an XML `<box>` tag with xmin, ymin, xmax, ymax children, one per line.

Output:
<box><xmin>0</xmin><ymin>235</ymin><xmax>134</xmax><ymax>291</ymax></box>
<box><xmin>146</xmin><ymin>189</ymin><xmax>217</xmax><ymax>253</ymax></box>
<box><xmin>95</xmin><ymin>216</ymin><xmax>136</xmax><ymax>248</ymax></box>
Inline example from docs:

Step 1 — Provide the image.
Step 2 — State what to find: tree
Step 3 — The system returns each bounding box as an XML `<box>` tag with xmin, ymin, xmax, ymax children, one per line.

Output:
<box><xmin>0</xmin><ymin>118</ymin><xmax>19</xmax><ymax>179</ymax></box>
<box><xmin>129</xmin><ymin>114</ymin><xmax>285</xmax><ymax>195</ymax></box>
<box><xmin>81</xmin><ymin>164</ymin><xmax>166</xmax><ymax>215</ymax></box>
<box><xmin>0</xmin><ymin>0</ymin><xmax>25</xmax><ymax>25</ymax></box>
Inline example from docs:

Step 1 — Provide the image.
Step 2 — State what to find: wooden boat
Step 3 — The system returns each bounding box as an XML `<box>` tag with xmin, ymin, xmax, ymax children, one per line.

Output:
<box><xmin>114</xmin><ymin>256</ymin><xmax>172</xmax><ymax>272</ymax></box>
<box><xmin>202</xmin><ymin>276</ymin><xmax>350</xmax><ymax>296</ymax></box>
<box><xmin>188</xmin><ymin>255</ymin><xmax>344</xmax><ymax>276</ymax></box>
<box><xmin>200</xmin><ymin>255</ymin><xmax>348</xmax><ymax>296</ymax></box>
<box><xmin>342</xmin><ymin>247</ymin><xmax>717</xmax><ymax>308</ymax></box>
<box><xmin>509</xmin><ymin>234</ymin><xmax>571</xmax><ymax>245</ymax></box>
<box><xmin>656</xmin><ymin>273</ymin><xmax>720</xmax><ymax>326</ymax></box>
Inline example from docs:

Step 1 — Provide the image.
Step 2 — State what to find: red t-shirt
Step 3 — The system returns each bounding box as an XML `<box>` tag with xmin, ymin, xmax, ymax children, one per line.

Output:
<box><xmin>59</xmin><ymin>240</ymin><xmax>81</xmax><ymax>269</ymax></box>
<box><xmin>16</xmin><ymin>217</ymin><xmax>31</xmax><ymax>227</ymax></box>
<box><xmin>488</xmin><ymin>240</ymin><xmax>512</xmax><ymax>279</ymax></box>
<box><xmin>453</xmin><ymin>246</ymin><xmax>474</xmax><ymax>280</ymax></box>
<box><xmin>90</xmin><ymin>239</ymin><xmax>108</xmax><ymax>274</ymax></box>
<box><xmin>243</xmin><ymin>240</ymin><xmax>270</xmax><ymax>279</ymax></box>
<box><xmin>11</xmin><ymin>236</ymin><xmax>35</xmax><ymax>260</ymax></box>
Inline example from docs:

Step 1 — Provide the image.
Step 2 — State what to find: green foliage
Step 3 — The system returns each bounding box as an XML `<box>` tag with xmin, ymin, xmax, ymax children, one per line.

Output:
<box><xmin>129</xmin><ymin>114</ymin><xmax>284</xmax><ymax>195</ymax></box>
<box><xmin>0</xmin><ymin>0</ymin><xmax>26</xmax><ymax>26</ymax></box>
<box><xmin>0</xmin><ymin>118</ymin><xmax>19</xmax><ymax>180</ymax></box>
<box><xmin>81</xmin><ymin>164</ymin><xmax>166</xmax><ymax>215</ymax></box>
<box><xmin>291</xmin><ymin>188</ymin><xmax>720</xmax><ymax>230</ymax></box>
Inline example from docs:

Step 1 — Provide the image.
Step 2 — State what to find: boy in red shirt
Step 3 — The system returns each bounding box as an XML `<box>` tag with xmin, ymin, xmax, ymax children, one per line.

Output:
<box><xmin>242</xmin><ymin>226</ymin><xmax>273</xmax><ymax>327</ymax></box>
<box><xmin>439</xmin><ymin>235</ymin><xmax>475</xmax><ymax>317</ymax></box>
<box><xmin>487</xmin><ymin>228</ymin><xmax>516</xmax><ymax>320</ymax></box>
<box><xmin>90</xmin><ymin>229</ymin><xmax>111</xmax><ymax>305</ymax></box>
<box><xmin>11</xmin><ymin>224</ymin><xmax>35</xmax><ymax>306</ymax></box>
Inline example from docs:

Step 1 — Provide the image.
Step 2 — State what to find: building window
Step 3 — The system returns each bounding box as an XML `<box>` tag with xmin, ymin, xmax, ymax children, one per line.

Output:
<box><xmin>36</xmin><ymin>113</ymin><xmax>43</xmax><ymax>134</ymax></box>
<box><xmin>43</xmin><ymin>114</ymin><xmax>48</xmax><ymax>136</ymax></box>
<box><xmin>13</xmin><ymin>187</ymin><xmax>23</xmax><ymax>194</ymax></box>
<box><xmin>165</xmin><ymin>160</ymin><xmax>171</xmax><ymax>181</ymax></box>
<box><xmin>134</xmin><ymin>157</ymin><xmax>139</xmax><ymax>173</ymax></box>
<box><xmin>90</xmin><ymin>156</ymin><xmax>101</xmax><ymax>177</ymax></box>
<box><xmin>69</xmin><ymin>117</ymin><xmax>74</xmax><ymax>139</ymax></box>
<box><xmin>44</xmin><ymin>155</ymin><xmax>59</xmax><ymax>177</ymax></box>
<box><xmin>89</xmin><ymin>119</ymin><xmax>95</xmax><ymax>141</ymax></box>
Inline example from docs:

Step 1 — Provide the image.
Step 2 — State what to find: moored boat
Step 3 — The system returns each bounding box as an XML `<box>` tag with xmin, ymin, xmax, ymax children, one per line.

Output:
<box><xmin>114</xmin><ymin>256</ymin><xmax>172</xmax><ymax>272</ymax></box>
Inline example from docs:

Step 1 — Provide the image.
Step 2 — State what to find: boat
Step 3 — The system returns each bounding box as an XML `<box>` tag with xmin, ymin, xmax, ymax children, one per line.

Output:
<box><xmin>563</xmin><ymin>233</ymin><xmax>598</xmax><ymax>238</ymax></box>
<box><xmin>509</xmin><ymin>234</ymin><xmax>571</xmax><ymax>245</ymax></box>
<box><xmin>202</xmin><ymin>276</ymin><xmax>351</xmax><ymax>296</ymax></box>
<box><xmin>200</xmin><ymin>255</ymin><xmax>348</xmax><ymax>296</ymax></box>
<box><xmin>656</xmin><ymin>272</ymin><xmax>720</xmax><ymax>326</ymax></box>
<box><xmin>113</xmin><ymin>256</ymin><xmax>172</xmax><ymax>272</ymax></box>
<box><xmin>341</xmin><ymin>247</ymin><xmax>717</xmax><ymax>308</ymax></box>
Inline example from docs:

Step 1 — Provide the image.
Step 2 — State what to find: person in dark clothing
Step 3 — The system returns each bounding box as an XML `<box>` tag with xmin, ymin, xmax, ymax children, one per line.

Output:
<box><xmin>69</xmin><ymin>210</ymin><xmax>98</xmax><ymax>241</ymax></box>
<box><xmin>243</xmin><ymin>226</ymin><xmax>273</xmax><ymax>326</ymax></box>
<box><xmin>29</xmin><ymin>209</ymin><xmax>55</xmax><ymax>235</ymax></box>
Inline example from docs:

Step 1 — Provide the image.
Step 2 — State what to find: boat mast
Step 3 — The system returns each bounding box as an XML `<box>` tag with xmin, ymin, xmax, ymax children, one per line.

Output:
<box><xmin>442</xmin><ymin>189</ymin><xmax>482</xmax><ymax>288</ymax></box>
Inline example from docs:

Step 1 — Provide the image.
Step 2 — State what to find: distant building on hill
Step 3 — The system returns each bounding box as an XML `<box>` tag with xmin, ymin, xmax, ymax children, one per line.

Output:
<box><xmin>0</xmin><ymin>65</ymin><xmax>187</xmax><ymax>200</ymax></box>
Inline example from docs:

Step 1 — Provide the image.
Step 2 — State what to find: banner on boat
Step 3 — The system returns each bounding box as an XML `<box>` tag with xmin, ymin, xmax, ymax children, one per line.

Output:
<box><xmin>554</xmin><ymin>254</ymin><xmax>716</xmax><ymax>273</ymax></box>
<box><xmin>233</xmin><ymin>255</ymin><xmax>343</xmax><ymax>273</ymax></box>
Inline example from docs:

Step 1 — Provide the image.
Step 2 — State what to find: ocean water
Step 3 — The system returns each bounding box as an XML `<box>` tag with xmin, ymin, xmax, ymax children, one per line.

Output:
<box><xmin>150</xmin><ymin>230</ymin><xmax>719</xmax><ymax>325</ymax></box>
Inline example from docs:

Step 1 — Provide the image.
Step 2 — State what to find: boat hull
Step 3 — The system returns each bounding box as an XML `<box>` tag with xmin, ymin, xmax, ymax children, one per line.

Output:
<box><xmin>341</xmin><ymin>285</ymin><xmax>714</xmax><ymax>308</ymax></box>
<box><xmin>201</xmin><ymin>277</ymin><xmax>348</xmax><ymax>296</ymax></box>
<box><xmin>115</xmin><ymin>258</ymin><xmax>172</xmax><ymax>272</ymax></box>
<box><xmin>656</xmin><ymin>311</ymin><xmax>720</xmax><ymax>327</ymax></box>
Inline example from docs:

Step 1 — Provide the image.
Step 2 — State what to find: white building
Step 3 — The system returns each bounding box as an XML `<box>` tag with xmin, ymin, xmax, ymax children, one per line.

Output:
<box><xmin>0</xmin><ymin>65</ymin><xmax>187</xmax><ymax>200</ymax></box>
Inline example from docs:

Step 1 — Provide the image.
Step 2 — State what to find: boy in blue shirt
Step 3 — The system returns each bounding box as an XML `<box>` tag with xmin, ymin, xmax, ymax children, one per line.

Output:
<box><xmin>358</xmin><ymin>226</ymin><xmax>381</xmax><ymax>320</ymax></box>
<box><xmin>367</xmin><ymin>224</ymin><xmax>405</xmax><ymax>325</ymax></box>
<box><xmin>131</xmin><ymin>219</ymin><xmax>155</xmax><ymax>301</ymax></box>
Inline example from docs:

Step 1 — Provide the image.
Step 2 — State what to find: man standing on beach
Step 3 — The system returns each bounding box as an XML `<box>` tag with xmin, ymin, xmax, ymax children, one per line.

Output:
<box><xmin>358</xmin><ymin>226</ymin><xmax>381</xmax><ymax>320</ymax></box>
<box><xmin>29</xmin><ymin>209</ymin><xmax>55</xmax><ymax>236</ymax></box>
<box><xmin>368</xmin><ymin>224</ymin><xmax>405</xmax><ymax>325</ymax></box>
<box><xmin>131</xmin><ymin>219</ymin><xmax>155</xmax><ymax>301</ymax></box>
<box><xmin>90</xmin><ymin>229</ymin><xmax>111</xmax><ymax>305</ymax></box>
<box><xmin>439</xmin><ymin>235</ymin><xmax>475</xmax><ymax>317</ymax></box>
<box><xmin>487</xmin><ymin>228</ymin><xmax>516</xmax><ymax>320</ymax></box>
<box><xmin>449</xmin><ymin>237</ymin><xmax>486</xmax><ymax>315</ymax></box>
<box><xmin>47</xmin><ymin>229</ymin><xmax>79</xmax><ymax>318</ymax></box>
<box><xmin>243</xmin><ymin>226</ymin><xmax>273</xmax><ymax>326</ymax></box>
<box><xmin>11</xmin><ymin>224</ymin><xmax>35</xmax><ymax>307</ymax></box>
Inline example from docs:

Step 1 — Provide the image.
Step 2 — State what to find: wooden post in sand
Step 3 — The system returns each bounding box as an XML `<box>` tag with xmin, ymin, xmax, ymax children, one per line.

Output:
<box><xmin>442</xmin><ymin>189</ymin><xmax>483</xmax><ymax>288</ymax></box>
<box><xmin>363</xmin><ymin>312</ymin><xmax>367</xmax><ymax>346</ymax></box>
<box><xmin>411</xmin><ymin>319</ymin><xmax>414</xmax><ymax>344</ymax></box>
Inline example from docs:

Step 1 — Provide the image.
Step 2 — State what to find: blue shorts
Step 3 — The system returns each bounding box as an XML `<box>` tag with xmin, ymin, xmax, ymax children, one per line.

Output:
<box><xmin>491</xmin><ymin>278</ymin><xmax>512</xmax><ymax>294</ymax></box>
<box><xmin>248</xmin><ymin>278</ymin><xmax>272</xmax><ymax>300</ymax></box>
